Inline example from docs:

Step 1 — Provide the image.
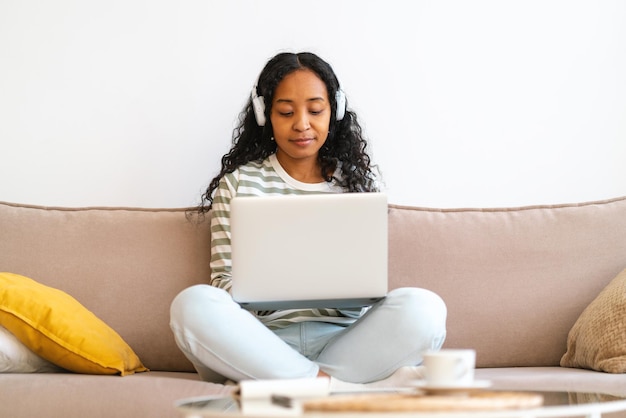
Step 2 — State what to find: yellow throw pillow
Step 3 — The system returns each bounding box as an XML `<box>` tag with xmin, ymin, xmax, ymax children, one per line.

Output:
<box><xmin>0</xmin><ymin>272</ymin><xmax>147</xmax><ymax>376</ymax></box>
<box><xmin>560</xmin><ymin>268</ymin><xmax>626</xmax><ymax>373</ymax></box>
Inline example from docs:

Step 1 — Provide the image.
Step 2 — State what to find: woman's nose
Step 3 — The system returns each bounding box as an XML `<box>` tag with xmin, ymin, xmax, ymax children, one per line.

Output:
<box><xmin>293</xmin><ymin>112</ymin><xmax>310</xmax><ymax>131</ymax></box>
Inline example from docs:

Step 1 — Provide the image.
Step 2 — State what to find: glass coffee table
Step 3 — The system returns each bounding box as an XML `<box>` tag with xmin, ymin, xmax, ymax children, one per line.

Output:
<box><xmin>176</xmin><ymin>390</ymin><xmax>626</xmax><ymax>418</ymax></box>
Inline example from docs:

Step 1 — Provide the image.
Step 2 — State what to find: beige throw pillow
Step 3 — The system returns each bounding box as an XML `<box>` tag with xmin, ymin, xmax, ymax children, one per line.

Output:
<box><xmin>561</xmin><ymin>268</ymin><xmax>626</xmax><ymax>373</ymax></box>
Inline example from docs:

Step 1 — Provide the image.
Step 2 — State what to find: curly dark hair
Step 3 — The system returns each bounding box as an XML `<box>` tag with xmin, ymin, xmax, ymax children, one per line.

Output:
<box><xmin>197</xmin><ymin>52</ymin><xmax>379</xmax><ymax>214</ymax></box>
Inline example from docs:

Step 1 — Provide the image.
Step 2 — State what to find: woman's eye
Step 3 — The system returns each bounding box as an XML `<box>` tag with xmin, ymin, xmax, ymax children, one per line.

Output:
<box><xmin>275</xmin><ymin>108</ymin><xmax>324</xmax><ymax>117</ymax></box>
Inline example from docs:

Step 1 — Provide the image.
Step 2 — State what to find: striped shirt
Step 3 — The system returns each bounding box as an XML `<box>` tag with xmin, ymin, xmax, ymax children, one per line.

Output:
<box><xmin>210</xmin><ymin>153</ymin><xmax>366</xmax><ymax>329</ymax></box>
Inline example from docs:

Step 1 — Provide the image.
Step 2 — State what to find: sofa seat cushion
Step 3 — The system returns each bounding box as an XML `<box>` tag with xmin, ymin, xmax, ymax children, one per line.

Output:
<box><xmin>0</xmin><ymin>272</ymin><xmax>147</xmax><ymax>375</ymax></box>
<box><xmin>561</xmin><ymin>268</ymin><xmax>626</xmax><ymax>373</ymax></box>
<box><xmin>476</xmin><ymin>367</ymin><xmax>626</xmax><ymax>397</ymax></box>
<box><xmin>0</xmin><ymin>372</ymin><xmax>233</xmax><ymax>418</ymax></box>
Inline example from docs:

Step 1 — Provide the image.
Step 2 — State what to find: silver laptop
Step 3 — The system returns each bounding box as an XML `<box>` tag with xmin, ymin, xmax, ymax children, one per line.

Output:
<box><xmin>230</xmin><ymin>192</ymin><xmax>388</xmax><ymax>310</ymax></box>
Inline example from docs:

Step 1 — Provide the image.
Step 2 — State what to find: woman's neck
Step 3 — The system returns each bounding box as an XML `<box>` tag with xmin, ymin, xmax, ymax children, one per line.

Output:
<box><xmin>275</xmin><ymin>152</ymin><xmax>325</xmax><ymax>184</ymax></box>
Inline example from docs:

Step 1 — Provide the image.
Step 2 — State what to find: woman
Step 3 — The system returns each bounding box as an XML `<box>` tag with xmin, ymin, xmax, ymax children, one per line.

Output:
<box><xmin>170</xmin><ymin>52</ymin><xmax>447</xmax><ymax>389</ymax></box>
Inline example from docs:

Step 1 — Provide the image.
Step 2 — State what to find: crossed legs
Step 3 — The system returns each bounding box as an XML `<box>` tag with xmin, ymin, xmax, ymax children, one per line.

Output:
<box><xmin>170</xmin><ymin>285</ymin><xmax>446</xmax><ymax>383</ymax></box>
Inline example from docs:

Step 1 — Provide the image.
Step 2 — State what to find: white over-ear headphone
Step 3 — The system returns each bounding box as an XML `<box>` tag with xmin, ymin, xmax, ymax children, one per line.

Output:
<box><xmin>335</xmin><ymin>89</ymin><xmax>346</xmax><ymax>122</ymax></box>
<box><xmin>251</xmin><ymin>84</ymin><xmax>267</xmax><ymax>126</ymax></box>
<box><xmin>251</xmin><ymin>84</ymin><xmax>346</xmax><ymax>127</ymax></box>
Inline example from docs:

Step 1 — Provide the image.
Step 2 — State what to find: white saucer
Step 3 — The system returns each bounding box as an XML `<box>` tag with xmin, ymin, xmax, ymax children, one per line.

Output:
<box><xmin>411</xmin><ymin>379</ymin><xmax>492</xmax><ymax>395</ymax></box>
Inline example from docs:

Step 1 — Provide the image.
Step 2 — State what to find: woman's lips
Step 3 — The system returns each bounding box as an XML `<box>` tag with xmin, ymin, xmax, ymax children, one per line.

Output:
<box><xmin>291</xmin><ymin>138</ymin><xmax>314</xmax><ymax>146</ymax></box>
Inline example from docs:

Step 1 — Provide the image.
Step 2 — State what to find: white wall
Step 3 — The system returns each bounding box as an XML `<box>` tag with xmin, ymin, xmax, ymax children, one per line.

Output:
<box><xmin>1</xmin><ymin>0</ymin><xmax>625</xmax><ymax>208</ymax></box>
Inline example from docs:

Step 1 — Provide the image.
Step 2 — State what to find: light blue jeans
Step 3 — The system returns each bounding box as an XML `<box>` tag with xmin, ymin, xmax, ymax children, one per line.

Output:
<box><xmin>169</xmin><ymin>285</ymin><xmax>447</xmax><ymax>383</ymax></box>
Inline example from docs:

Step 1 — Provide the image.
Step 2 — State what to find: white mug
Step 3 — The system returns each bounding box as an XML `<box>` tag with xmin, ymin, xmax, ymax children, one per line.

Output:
<box><xmin>422</xmin><ymin>349</ymin><xmax>476</xmax><ymax>386</ymax></box>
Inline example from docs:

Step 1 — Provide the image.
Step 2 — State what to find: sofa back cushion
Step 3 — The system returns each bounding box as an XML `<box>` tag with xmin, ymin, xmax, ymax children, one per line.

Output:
<box><xmin>2</xmin><ymin>196</ymin><xmax>625</xmax><ymax>371</ymax></box>
<box><xmin>388</xmin><ymin>196</ymin><xmax>626</xmax><ymax>367</ymax></box>
<box><xmin>0</xmin><ymin>202</ymin><xmax>210</xmax><ymax>372</ymax></box>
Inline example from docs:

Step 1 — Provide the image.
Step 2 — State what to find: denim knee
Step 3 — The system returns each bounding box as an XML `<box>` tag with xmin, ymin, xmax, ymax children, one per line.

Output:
<box><xmin>170</xmin><ymin>285</ymin><xmax>232</xmax><ymax>336</ymax></box>
<box><xmin>386</xmin><ymin>287</ymin><xmax>447</xmax><ymax>348</ymax></box>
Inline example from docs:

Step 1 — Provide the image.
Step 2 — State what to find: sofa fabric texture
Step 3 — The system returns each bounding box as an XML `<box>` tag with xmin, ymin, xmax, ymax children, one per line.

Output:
<box><xmin>0</xmin><ymin>203</ymin><xmax>211</xmax><ymax>373</ymax></box>
<box><xmin>1</xmin><ymin>196</ymin><xmax>625</xmax><ymax>417</ymax></box>
<box><xmin>388</xmin><ymin>197</ymin><xmax>626</xmax><ymax>368</ymax></box>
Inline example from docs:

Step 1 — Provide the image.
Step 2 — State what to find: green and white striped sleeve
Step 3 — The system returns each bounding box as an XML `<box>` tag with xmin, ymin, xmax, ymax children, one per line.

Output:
<box><xmin>209</xmin><ymin>171</ymin><xmax>238</xmax><ymax>291</ymax></box>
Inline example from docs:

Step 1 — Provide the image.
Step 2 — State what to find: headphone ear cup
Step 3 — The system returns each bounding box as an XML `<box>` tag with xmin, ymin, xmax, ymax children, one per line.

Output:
<box><xmin>252</xmin><ymin>94</ymin><xmax>266</xmax><ymax>127</ymax></box>
<box><xmin>335</xmin><ymin>90</ymin><xmax>346</xmax><ymax>121</ymax></box>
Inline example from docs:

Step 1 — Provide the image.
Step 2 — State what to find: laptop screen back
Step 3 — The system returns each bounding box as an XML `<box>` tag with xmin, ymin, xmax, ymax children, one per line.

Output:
<box><xmin>230</xmin><ymin>193</ymin><xmax>388</xmax><ymax>310</ymax></box>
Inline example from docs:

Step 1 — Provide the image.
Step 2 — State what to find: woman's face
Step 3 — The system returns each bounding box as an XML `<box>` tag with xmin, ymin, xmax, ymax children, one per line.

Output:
<box><xmin>270</xmin><ymin>69</ymin><xmax>331</xmax><ymax>168</ymax></box>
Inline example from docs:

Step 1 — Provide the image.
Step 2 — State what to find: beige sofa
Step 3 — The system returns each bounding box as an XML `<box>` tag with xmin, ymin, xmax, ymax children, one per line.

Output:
<box><xmin>1</xmin><ymin>196</ymin><xmax>625</xmax><ymax>418</ymax></box>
